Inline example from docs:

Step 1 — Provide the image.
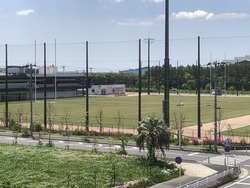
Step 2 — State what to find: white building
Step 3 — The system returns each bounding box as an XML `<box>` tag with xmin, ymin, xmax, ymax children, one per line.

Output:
<box><xmin>38</xmin><ymin>66</ymin><xmax>58</xmax><ymax>74</ymax></box>
<box><xmin>223</xmin><ymin>55</ymin><xmax>250</xmax><ymax>64</ymax></box>
<box><xmin>89</xmin><ymin>84</ymin><xmax>126</xmax><ymax>95</ymax></box>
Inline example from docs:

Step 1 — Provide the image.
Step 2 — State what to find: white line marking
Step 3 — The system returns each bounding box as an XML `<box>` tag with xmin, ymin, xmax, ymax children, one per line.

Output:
<box><xmin>225</xmin><ymin>176</ymin><xmax>250</xmax><ymax>188</ymax></box>
<box><xmin>187</xmin><ymin>152</ymin><xmax>199</xmax><ymax>156</ymax></box>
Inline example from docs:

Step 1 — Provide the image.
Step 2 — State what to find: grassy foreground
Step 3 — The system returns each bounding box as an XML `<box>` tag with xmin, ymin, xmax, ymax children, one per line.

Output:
<box><xmin>1</xmin><ymin>94</ymin><xmax>249</xmax><ymax>129</ymax></box>
<box><xmin>0</xmin><ymin>143</ymin><xmax>178</xmax><ymax>188</ymax></box>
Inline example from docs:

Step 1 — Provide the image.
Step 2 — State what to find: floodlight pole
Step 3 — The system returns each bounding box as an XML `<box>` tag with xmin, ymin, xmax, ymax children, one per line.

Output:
<box><xmin>85</xmin><ymin>41</ymin><xmax>89</xmax><ymax>131</ymax></box>
<box><xmin>163</xmin><ymin>0</ymin><xmax>170</xmax><ymax>127</ymax></box>
<box><xmin>5</xmin><ymin>44</ymin><xmax>8</xmax><ymax>127</ymax></box>
<box><xmin>221</xmin><ymin>62</ymin><xmax>227</xmax><ymax>92</ymax></box>
<box><xmin>44</xmin><ymin>42</ymin><xmax>47</xmax><ymax>129</ymax></box>
<box><xmin>144</xmin><ymin>38</ymin><xmax>154</xmax><ymax>95</ymax></box>
<box><xmin>197</xmin><ymin>36</ymin><xmax>201</xmax><ymax>138</ymax></box>
<box><xmin>29</xmin><ymin>64</ymin><xmax>33</xmax><ymax>137</ymax></box>
<box><xmin>54</xmin><ymin>39</ymin><xmax>57</xmax><ymax>101</ymax></box>
<box><xmin>34</xmin><ymin>40</ymin><xmax>37</xmax><ymax>102</ymax></box>
<box><xmin>138</xmin><ymin>39</ymin><xmax>142</xmax><ymax>127</ymax></box>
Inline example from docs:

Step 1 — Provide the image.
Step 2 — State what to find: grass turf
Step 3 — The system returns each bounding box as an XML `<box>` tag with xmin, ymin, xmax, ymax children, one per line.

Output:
<box><xmin>1</xmin><ymin>94</ymin><xmax>249</xmax><ymax>130</ymax></box>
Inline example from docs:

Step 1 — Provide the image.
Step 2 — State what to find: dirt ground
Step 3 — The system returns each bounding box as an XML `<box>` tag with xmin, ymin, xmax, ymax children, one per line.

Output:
<box><xmin>182</xmin><ymin>114</ymin><xmax>250</xmax><ymax>142</ymax></box>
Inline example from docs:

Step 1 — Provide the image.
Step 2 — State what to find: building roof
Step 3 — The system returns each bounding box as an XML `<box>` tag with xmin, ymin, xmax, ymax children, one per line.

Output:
<box><xmin>223</xmin><ymin>55</ymin><xmax>250</xmax><ymax>64</ymax></box>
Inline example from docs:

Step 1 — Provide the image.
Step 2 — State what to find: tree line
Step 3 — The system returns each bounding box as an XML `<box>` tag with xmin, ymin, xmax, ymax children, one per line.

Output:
<box><xmin>90</xmin><ymin>62</ymin><xmax>250</xmax><ymax>94</ymax></box>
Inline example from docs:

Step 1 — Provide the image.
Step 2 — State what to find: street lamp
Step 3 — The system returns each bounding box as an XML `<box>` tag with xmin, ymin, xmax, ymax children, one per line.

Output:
<box><xmin>173</xmin><ymin>88</ymin><xmax>184</xmax><ymax>149</ymax></box>
<box><xmin>177</xmin><ymin>97</ymin><xmax>184</xmax><ymax>149</ymax></box>
<box><xmin>27</xmin><ymin>64</ymin><xmax>35</xmax><ymax>137</ymax></box>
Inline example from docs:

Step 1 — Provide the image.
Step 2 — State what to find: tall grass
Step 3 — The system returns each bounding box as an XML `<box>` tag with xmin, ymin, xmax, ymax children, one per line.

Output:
<box><xmin>0</xmin><ymin>144</ymin><xmax>178</xmax><ymax>187</ymax></box>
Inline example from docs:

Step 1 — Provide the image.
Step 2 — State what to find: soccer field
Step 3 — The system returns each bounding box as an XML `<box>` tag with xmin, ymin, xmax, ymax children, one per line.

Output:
<box><xmin>1</xmin><ymin>94</ymin><xmax>249</xmax><ymax>129</ymax></box>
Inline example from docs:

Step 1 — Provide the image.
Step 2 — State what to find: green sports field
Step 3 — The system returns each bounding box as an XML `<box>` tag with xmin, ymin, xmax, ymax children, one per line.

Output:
<box><xmin>1</xmin><ymin>94</ymin><xmax>249</xmax><ymax>130</ymax></box>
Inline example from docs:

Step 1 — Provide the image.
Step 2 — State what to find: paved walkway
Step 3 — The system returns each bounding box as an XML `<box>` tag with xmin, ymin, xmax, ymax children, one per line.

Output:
<box><xmin>150</xmin><ymin>162</ymin><xmax>219</xmax><ymax>188</ymax></box>
<box><xmin>150</xmin><ymin>157</ymin><xmax>249</xmax><ymax>188</ymax></box>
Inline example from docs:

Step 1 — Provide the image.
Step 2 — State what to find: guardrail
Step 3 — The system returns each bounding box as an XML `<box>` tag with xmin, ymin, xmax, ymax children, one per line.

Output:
<box><xmin>181</xmin><ymin>167</ymin><xmax>238</xmax><ymax>188</ymax></box>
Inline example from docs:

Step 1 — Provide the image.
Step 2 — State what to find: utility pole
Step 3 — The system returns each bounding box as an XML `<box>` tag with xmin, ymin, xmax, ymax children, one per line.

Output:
<box><xmin>207</xmin><ymin>61</ymin><xmax>219</xmax><ymax>153</ymax></box>
<box><xmin>144</xmin><ymin>38</ymin><xmax>154</xmax><ymax>95</ymax></box>
<box><xmin>213</xmin><ymin>61</ymin><xmax>219</xmax><ymax>153</ymax></box>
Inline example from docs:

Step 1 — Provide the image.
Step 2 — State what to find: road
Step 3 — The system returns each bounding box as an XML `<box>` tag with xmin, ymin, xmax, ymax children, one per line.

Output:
<box><xmin>0</xmin><ymin>134</ymin><xmax>221</xmax><ymax>161</ymax></box>
<box><xmin>219</xmin><ymin>160</ymin><xmax>250</xmax><ymax>188</ymax></box>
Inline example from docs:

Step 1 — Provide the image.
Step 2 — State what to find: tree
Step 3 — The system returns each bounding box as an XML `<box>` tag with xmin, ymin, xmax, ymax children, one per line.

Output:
<box><xmin>63</xmin><ymin>108</ymin><xmax>71</xmax><ymax>135</ymax></box>
<box><xmin>95</xmin><ymin>106</ymin><xmax>104</xmax><ymax>133</ymax></box>
<box><xmin>136</xmin><ymin>116</ymin><xmax>170</xmax><ymax>163</ymax></box>
<box><xmin>171</xmin><ymin>112</ymin><xmax>185</xmax><ymax>145</ymax></box>
<box><xmin>114</xmin><ymin>110</ymin><xmax>123</xmax><ymax>133</ymax></box>
<box><xmin>47</xmin><ymin>102</ymin><xmax>55</xmax><ymax>145</ymax></box>
<box><xmin>62</xmin><ymin>108</ymin><xmax>71</xmax><ymax>149</ymax></box>
<box><xmin>150</xmin><ymin>65</ymin><xmax>164</xmax><ymax>94</ymax></box>
<box><xmin>183</xmin><ymin>73</ymin><xmax>196</xmax><ymax>93</ymax></box>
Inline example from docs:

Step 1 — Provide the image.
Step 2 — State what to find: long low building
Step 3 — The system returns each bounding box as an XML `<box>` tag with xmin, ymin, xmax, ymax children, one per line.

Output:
<box><xmin>0</xmin><ymin>66</ymin><xmax>90</xmax><ymax>102</ymax></box>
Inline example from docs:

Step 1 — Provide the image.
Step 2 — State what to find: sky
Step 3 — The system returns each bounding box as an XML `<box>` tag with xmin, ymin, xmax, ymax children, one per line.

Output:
<box><xmin>0</xmin><ymin>0</ymin><xmax>250</xmax><ymax>72</ymax></box>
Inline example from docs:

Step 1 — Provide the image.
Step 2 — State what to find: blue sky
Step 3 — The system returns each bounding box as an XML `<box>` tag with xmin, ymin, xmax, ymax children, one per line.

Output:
<box><xmin>1</xmin><ymin>0</ymin><xmax>250</xmax><ymax>72</ymax></box>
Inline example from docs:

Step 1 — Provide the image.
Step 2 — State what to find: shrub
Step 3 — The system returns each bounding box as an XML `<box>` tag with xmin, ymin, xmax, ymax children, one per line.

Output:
<box><xmin>217</xmin><ymin>139</ymin><xmax>224</xmax><ymax>146</ymax></box>
<box><xmin>72</xmin><ymin>128</ymin><xmax>85</xmax><ymax>136</ymax></box>
<box><xmin>240</xmin><ymin>138</ymin><xmax>247</xmax><ymax>146</ymax></box>
<box><xmin>45</xmin><ymin>142</ymin><xmax>55</xmax><ymax>148</ymax></box>
<box><xmin>189</xmin><ymin>137</ymin><xmax>202</xmax><ymax>145</ymax></box>
<box><xmin>33</xmin><ymin>121</ymin><xmax>43</xmax><ymax>132</ymax></box>
<box><xmin>203</xmin><ymin>138</ymin><xmax>213</xmax><ymax>145</ymax></box>
<box><xmin>182</xmin><ymin>137</ymin><xmax>190</xmax><ymax>146</ymax></box>
<box><xmin>21</xmin><ymin>128</ymin><xmax>30</xmax><ymax>137</ymax></box>
<box><xmin>1</xmin><ymin>181</ymin><xmax>11</xmax><ymax>188</ymax></box>
<box><xmin>9</xmin><ymin>119</ymin><xmax>19</xmax><ymax>132</ymax></box>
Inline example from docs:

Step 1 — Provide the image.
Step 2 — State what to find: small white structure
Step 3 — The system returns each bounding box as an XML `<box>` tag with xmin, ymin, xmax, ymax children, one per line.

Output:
<box><xmin>89</xmin><ymin>84</ymin><xmax>126</xmax><ymax>95</ymax></box>
<box><xmin>38</xmin><ymin>66</ymin><xmax>58</xmax><ymax>74</ymax></box>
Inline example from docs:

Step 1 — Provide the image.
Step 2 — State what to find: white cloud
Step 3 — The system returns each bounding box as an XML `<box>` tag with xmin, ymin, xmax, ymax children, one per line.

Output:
<box><xmin>109</xmin><ymin>0</ymin><xmax>124</xmax><ymax>3</ymax></box>
<box><xmin>117</xmin><ymin>18</ymin><xmax>153</xmax><ymax>26</ymax></box>
<box><xmin>117</xmin><ymin>14</ymin><xmax>165</xmax><ymax>26</ymax></box>
<box><xmin>149</xmin><ymin>0</ymin><xmax>164</xmax><ymax>3</ymax></box>
<box><xmin>172</xmin><ymin>10</ymin><xmax>250</xmax><ymax>20</ymax></box>
<box><xmin>16</xmin><ymin>9</ymin><xmax>34</xmax><ymax>16</ymax></box>
<box><xmin>117</xmin><ymin>14</ymin><xmax>164</xmax><ymax>26</ymax></box>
